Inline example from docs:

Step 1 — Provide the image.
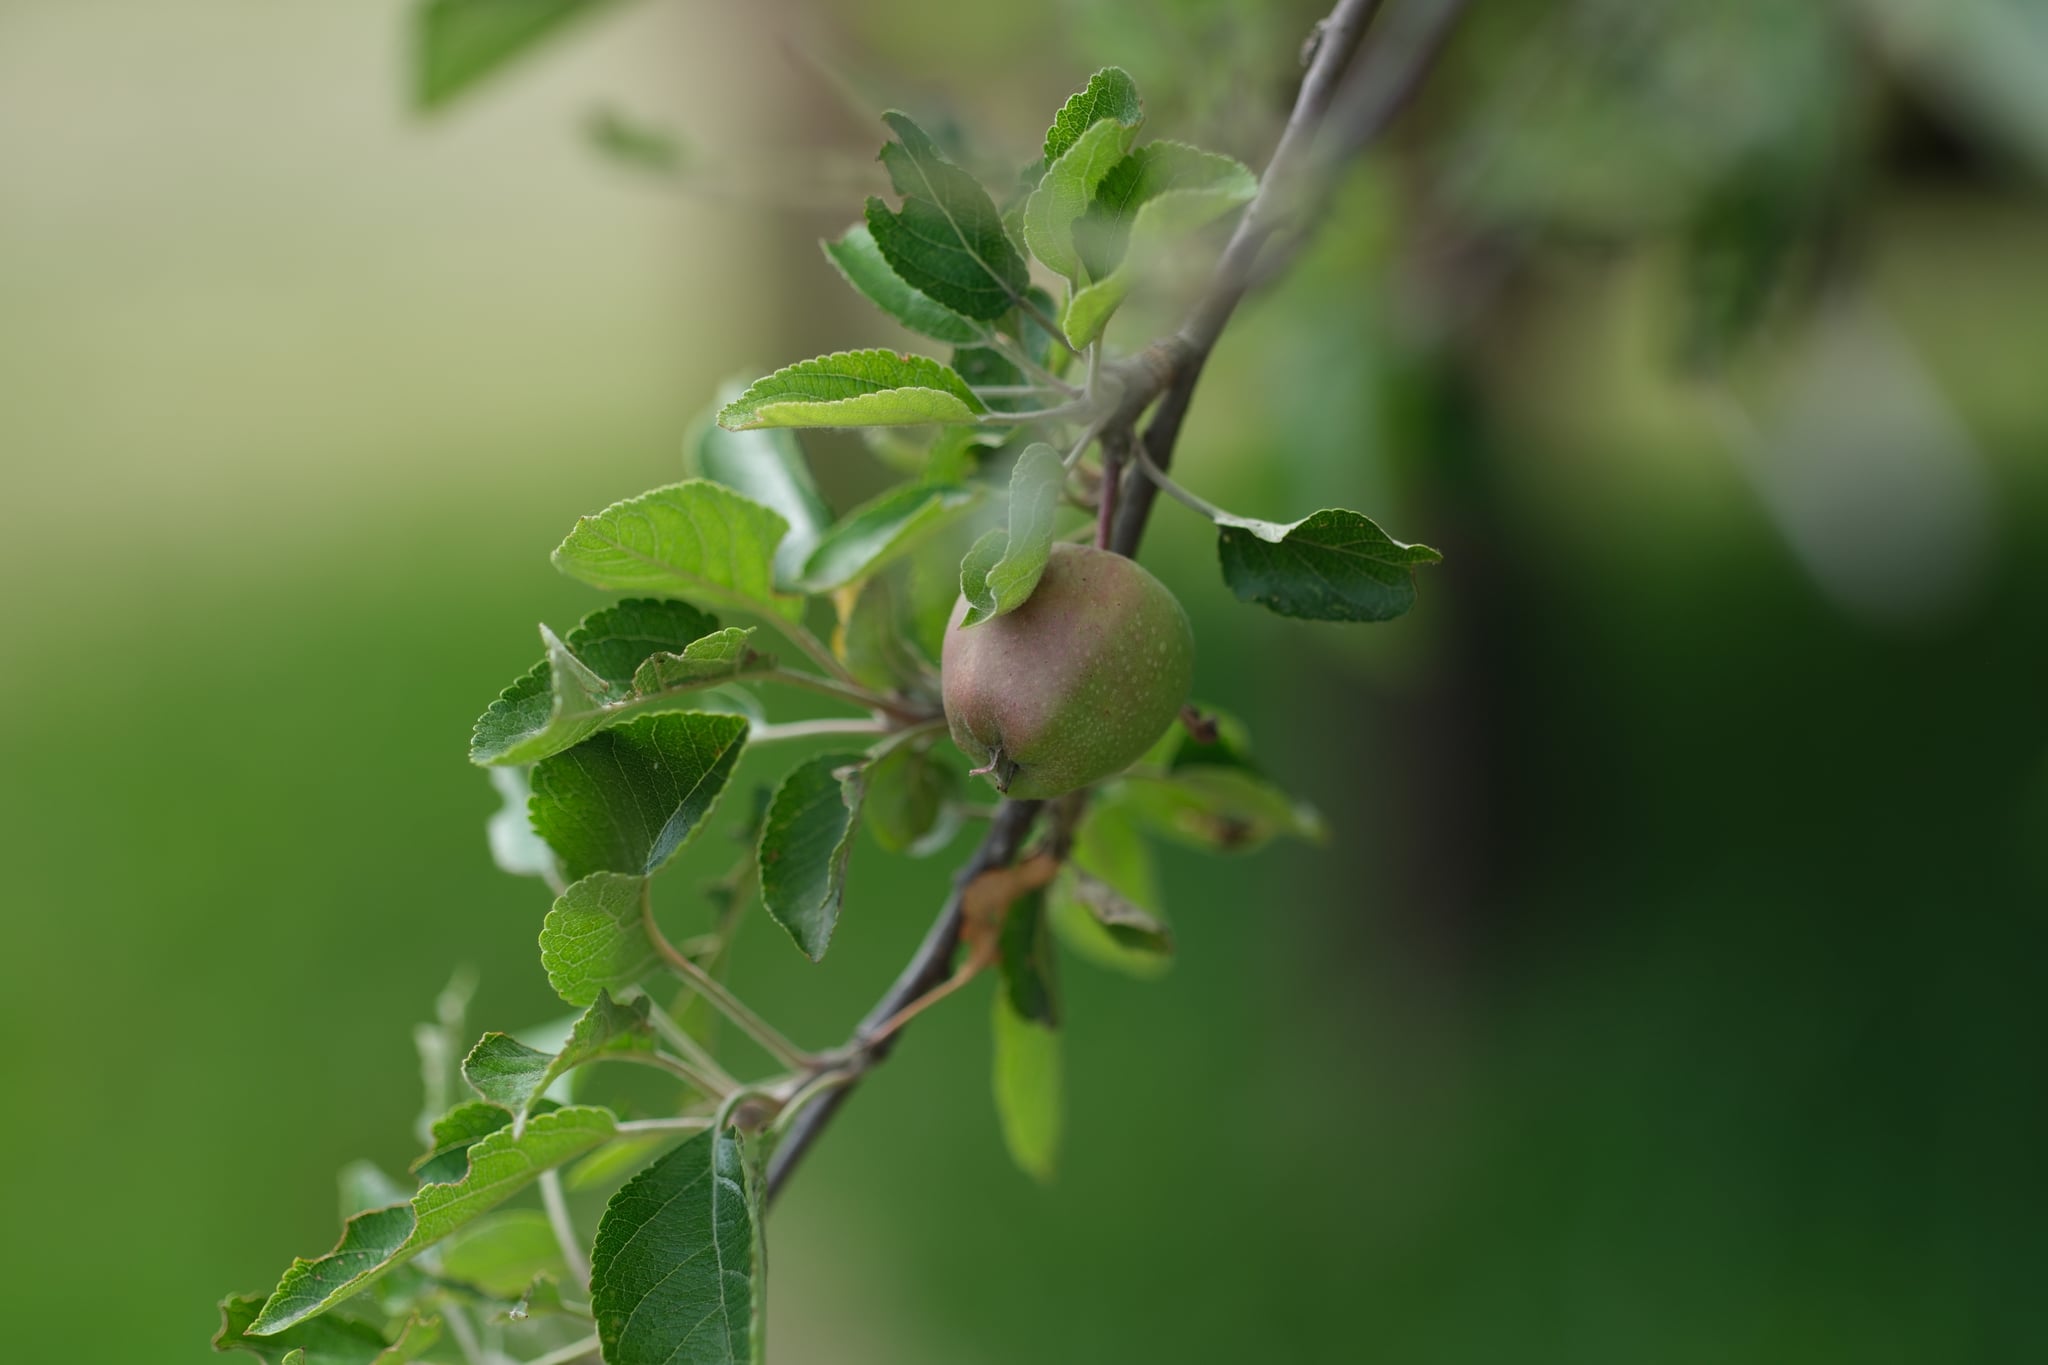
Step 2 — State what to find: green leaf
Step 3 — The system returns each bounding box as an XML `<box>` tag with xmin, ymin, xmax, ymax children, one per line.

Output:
<box><xmin>757</xmin><ymin>751</ymin><xmax>867</xmax><ymax>961</ymax></box>
<box><xmin>796</xmin><ymin>483</ymin><xmax>982</xmax><ymax>594</ymax></box>
<box><xmin>692</xmin><ymin>387</ymin><xmax>833</xmax><ymax>588</ymax></box>
<box><xmin>957</xmin><ymin>443</ymin><xmax>1064</xmax><ymax>627</ymax></box>
<box><xmin>1215</xmin><ymin>508</ymin><xmax>1442</xmax><ymax>622</ymax></box>
<box><xmin>414</xmin><ymin>0</ymin><xmax>630</xmax><ymax>111</ymax></box>
<box><xmin>216</xmin><ymin>1293</ymin><xmax>440</xmax><ymax>1365</ymax></box>
<box><xmin>463</xmin><ymin>991</ymin><xmax>652</xmax><ymax>1115</ymax></box>
<box><xmin>436</xmin><ymin>1210</ymin><xmax>568</xmax><ymax>1298</ymax></box>
<box><xmin>248</xmin><ymin>1107</ymin><xmax>617</xmax><ymax>1335</ymax></box>
<box><xmin>1063</xmin><ymin>871</ymin><xmax>1172</xmax><ymax>955</ymax></box>
<box><xmin>1051</xmin><ymin>796</ymin><xmax>1172</xmax><ymax>978</ymax></box>
<box><xmin>835</xmin><ymin>574</ymin><xmax>937</xmax><ymax>695</ymax></box>
<box><xmin>540</xmin><ymin>871</ymin><xmax>661</xmax><ymax>1007</ymax></box>
<box><xmin>1026</xmin><ymin>117</ymin><xmax>1145</xmax><ymax>281</ymax></box>
<box><xmin>718</xmin><ymin>349</ymin><xmax>985</xmax><ymax>430</ymax></box>
<box><xmin>412</xmin><ymin>1100</ymin><xmax>514</xmax><ymax>1184</ymax></box>
<box><xmin>337</xmin><ymin>1162</ymin><xmax>410</xmax><ymax>1220</ymax></box>
<box><xmin>529</xmin><ymin>712</ymin><xmax>749</xmax><ymax>881</ymax></box>
<box><xmin>991</xmin><ymin>893</ymin><xmax>1062</xmax><ymax>1185</ymax></box>
<box><xmin>485</xmin><ymin>766</ymin><xmax>558</xmax><ymax>883</ymax></box>
<box><xmin>1122</xmin><ymin>767</ymin><xmax>1327</xmax><ymax>854</ymax></box>
<box><xmin>585</xmin><ymin>104</ymin><xmax>686</xmax><ymax>175</ymax></box>
<box><xmin>821</xmin><ymin>225</ymin><xmax>983</xmax><ymax>345</ymax></box>
<box><xmin>1042</xmin><ymin>67</ymin><xmax>1144</xmax><ymax>165</ymax></box>
<box><xmin>867</xmin><ymin>112</ymin><xmax>1032</xmax><ymax>321</ymax></box>
<box><xmin>413</xmin><ymin>970</ymin><xmax>477</xmax><ymax>1149</ymax></box>
<box><xmin>471</xmin><ymin>600</ymin><xmax>746</xmax><ymax>767</ymax></box>
<box><xmin>861</xmin><ymin>740</ymin><xmax>959</xmax><ymax>854</ymax></box>
<box><xmin>1065</xmin><ymin>142</ymin><xmax>1257</xmax><ymax>346</ymax></box>
<box><xmin>553</xmin><ymin>480</ymin><xmax>803</xmax><ymax>622</ymax></box>
<box><xmin>591</xmin><ymin>1128</ymin><xmax>760</xmax><ymax>1365</ymax></box>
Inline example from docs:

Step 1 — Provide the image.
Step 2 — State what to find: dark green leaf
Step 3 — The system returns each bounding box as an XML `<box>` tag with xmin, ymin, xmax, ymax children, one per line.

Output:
<box><xmin>861</xmin><ymin>739</ymin><xmax>959</xmax><ymax>854</ymax></box>
<box><xmin>529</xmin><ymin>712</ymin><xmax>749</xmax><ymax>881</ymax></box>
<box><xmin>757</xmin><ymin>751</ymin><xmax>867</xmax><ymax>960</ymax></box>
<box><xmin>1041</xmin><ymin>67</ymin><xmax>1144</xmax><ymax>165</ymax></box>
<box><xmin>540</xmin><ymin>871</ymin><xmax>661</xmax><ymax>1007</ymax></box>
<box><xmin>462</xmin><ymin>991</ymin><xmax>652</xmax><ymax>1115</ymax></box>
<box><xmin>411</xmin><ymin>1100</ymin><xmax>512</xmax><ymax>1185</ymax></box>
<box><xmin>692</xmin><ymin>388</ymin><xmax>833</xmax><ymax>588</ymax></box>
<box><xmin>958</xmin><ymin>443</ymin><xmax>1064</xmax><ymax>627</ymax></box>
<box><xmin>821</xmin><ymin>224</ymin><xmax>983</xmax><ymax>345</ymax></box>
<box><xmin>552</xmin><ymin>481</ymin><xmax>803</xmax><ymax>622</ymax></box>
<box><xmin>718</xmin><ymin>349</ymin><xmax>985</xmax><ymax>430</ymax></box>
<box><xmin>1216</xmin><ymin>508</ymin><xmax>1441</xmax><ymax>622</ymax></box>
<box><xmin>591</xmin><ymin>1128</ymin><xmax>760</xmax><ymax>1365</ymax></box>
<box><xmin>796</xmin><ymin>483</ymin><xmax>982</xmax><ymax>593</ymax></box>
<box><xmin>215</xmin><ymin>1293</ymin><xmax>439</xmax><ymax>1365</ymax></box>
<box><xmin>248</xmin><ymin>1107</ymin><xmax>616</xmax><ymax>1334</ymax></box>
<box><xmin>867</xmin><ymin>112</ymin><xmax>1032</xmax><ymax>321</ymax></box>
<box><xmin>414</xmin><ymin>0</ymin><xmax>631</xmax><ymax>111</ymax></box>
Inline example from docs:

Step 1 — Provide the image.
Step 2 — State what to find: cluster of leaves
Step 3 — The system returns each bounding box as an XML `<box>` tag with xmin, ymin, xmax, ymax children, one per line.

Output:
<box><xmin>222</xmin><ymin>46</ymin><xmax>1433</xmax><ymax>1365</ymax></box>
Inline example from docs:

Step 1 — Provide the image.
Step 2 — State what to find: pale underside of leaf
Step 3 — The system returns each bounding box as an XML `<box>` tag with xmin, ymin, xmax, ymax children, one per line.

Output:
<box><xmin>958</xmin><ymin>443</ymin><xmax>1065</xmax><ymax>627</ymax></box>
<box><xmin>796</xmin><ymin>483</ymin><xmax>983</xmax><ymax>594</ymax></box>
<box><xmin>1064</xmin><ymin>178</ymin><xmax>1256</xmax><ymax>346</ymax></box>
<box><xmin>718</xmin><ymin>348</ymin><xmax>986</xmax><ymax>430</ymax></box>
<box><xmin>1025</xmin><ymin>117</ymin><xmax>1141</xmax><ymax>281</ymax></box>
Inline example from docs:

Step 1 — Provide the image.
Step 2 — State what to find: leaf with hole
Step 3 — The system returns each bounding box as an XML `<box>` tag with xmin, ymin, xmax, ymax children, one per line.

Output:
<box><xmin>528</xmin><ymin>712</ymin><xmax>750</xmax><ymax>881</ymax></box>
<box><xmin>866</xmin><ymin>112</ymin><xmax>1032</xmax><ymax>321</ymax></box>
<box><xmin>1215</xmin><ymin>507</ymin><xmax>1442</xmax><ymax>622</ymax></box>
<box><xmin>757</xmin><ymin>751</ymin><xmax>868</xmax><ymax>961</ymax></box>
<box><xmin>591</xmin><ymin>1128</ymin><xmax>761</xmax><ymax>1365</ymax></box>
<box><xmin>553</xmin><ymin>481</ymin><xmax>803</xmax><ymax>622</ymax></box>
<box><xmin>719</xmin><ymin>349</ymin><xmax>986</xmax><ymax>430</ymax></box>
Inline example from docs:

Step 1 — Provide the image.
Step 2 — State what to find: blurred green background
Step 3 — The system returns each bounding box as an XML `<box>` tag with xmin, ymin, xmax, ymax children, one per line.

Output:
<box><xmin>4</xmin><ymin>0</ymin><xmax>2046</xmax><ymax>1360</ymax></box>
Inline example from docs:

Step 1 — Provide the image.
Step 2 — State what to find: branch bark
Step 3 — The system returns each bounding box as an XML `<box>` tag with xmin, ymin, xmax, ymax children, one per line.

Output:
<box><xmin>766</xmin><ymin>0</ymin><xmax>1461</xmax><ymax>1202</ymax></box>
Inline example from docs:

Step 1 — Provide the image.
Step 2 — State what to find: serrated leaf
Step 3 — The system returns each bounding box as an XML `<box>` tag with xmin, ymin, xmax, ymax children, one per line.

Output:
<box><xmin>958</xmin><ymin>443</ymin><xmax>1064</xmax><ymax>627</ymax></box>
<box><xmin>591</xmin><ymin>1128</ymin><xmax>760</xmax><ymax>1365</ymax></box>
<box><xmin>1042</xmin><ymin>67</ymin><xmax>1144</xmax><ymax>165</ymax></box>
<box><xmin>862</xmin><ymin>740</ymin><xmax>959</xmax><ymax>854</ymax></box>
<box><xmin>216</xmin><ymin>1293</ymin><xmax>440</xmax><ymax>1365</ymax></box>
<box><xmin>1051</xmin><ymin>795</ymin><xmax>1172</xmax><ymax>977</ymax></box>
<box><xmin>1122</xmin><ymin>767</ymin><xmax>1327</xmax><ymax>854</ymax></box>
<box><xmin>1026</xmin><ymin>117</ymin><xmax>1145</xmax><ymax>281</ymax></box>
<box><xmin>552</xmin><ymin>481</ymin><xmax>803</xmax><ymax>622</ymax></box>
<box><xmin>992</xmin><ymin>889</ymin><xmax>1061</xmax><ymax>1185</ymax></box>
<box><xmin>867</xmin><ymin>112</ymin><xmax>1032</xmax><ymax>321</ymax></box>
<box><xmin>463</xmin><ymin>991</ymin><xmax>652</xmax><ymax>1116</ymax></box>
<box><xmin>248</xmin><ymin>1107</ymin><xmax>617</xmax><ymax>1335</ymax></box>
<box><xmin>718</xmin><ymin>349</ymin><xmax>985</xmax><ymax>431</ymax></box>
<box><xmin>529</xmin><ymin>712</ymin><xmax>749</xmax><ymax>881</ymax></box>
<box><xmin>414</xmin><ymin>0</ymin><xmax>630</xmax><ymax>111</ymax></box>
<box><xmin>540</xmin><ymin>871</ymin><xmax>661</xmax><ymax>1007</ymax></box>
<box><xmin>822</xmin><ymin>224</ymin><xmax>983</xmax><ymax>344</ymax></box>
<box><xmin>1065</xmin><ymin>142</ymin><xmax>1257</xmax><ymax>346</ymax></box>
<box><xmin>436</xmin><ymin>1210</ymin><xmax>568</xmax><ymax>1298</ymax></box>
<box><xmin>692</xmin><ymin>387</ymin><xmax>833</xmax><ymax>588</ymax></box>
<box><xmin>486</xmin><ymin>766</ymin><xmax>558</xmax><ymax>882</ymax></box>
<box><xmin>757</xmin><ymin>751</ymin><xmax>867</xmax><ymax>961</ymax></box>
<box><xmin>1215</xmin><ymin>508</ymin><xmax>1442</xmax><ymax>622</ymax></box>
<box><xmin>796</xmin><ymin>483</ymin><xmax>982</xmax><ymax>594</ymax></box>
<box><xmin>472</xmin><ymin>600</ymin><xmax>750</xmax><ymax>767</ymax></box>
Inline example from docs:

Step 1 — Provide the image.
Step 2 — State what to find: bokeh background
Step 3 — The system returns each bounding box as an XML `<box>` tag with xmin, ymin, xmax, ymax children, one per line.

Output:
<box><xmin>4</xmin><ymin>0</ymin><xmax>2046</xmax><ymax>1360</ymax></box>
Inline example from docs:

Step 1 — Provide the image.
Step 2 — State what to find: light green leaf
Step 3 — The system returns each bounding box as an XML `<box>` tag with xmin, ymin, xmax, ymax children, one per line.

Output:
<box><xmin>796</xmin><ymin>483</ymin><xmax>982</xmax><ymax>594</ymax></box>
<box><xmin>216</xmin><ymin>1294</ymin><xmax>440</xmax><ymax>1365</ymax></box>
<box><xmin>1216</xmin><ymin>508</ymin><xmax>1442</xmax><ymax>622</ymax></box>
<box><xmin>1064</xmin><ymin>142</ymin><xmax>1257</xmax><ymax>346</ymax></box>
<box><xmin>862</xmin><ymin>740</ymin><xmax>959</xmax><ymax>854</ymax></box>
<box><xmin>540</xmin><ymin>871</ymin><xmax>661</xmax><ymax>1007</ymax></box>
<box><xmin>485</xmin><ymin>766</ymin><xmax>558</xmax><ymax>882</ymax></box>
<box><xmin>1026</xmin><ymin>118</ymin><xmax>1145</xmax><ymax>280</ymax></box>
<box><xmin>835</xmin><ymin>574</ymin><xmax>937</xmax><ymax>695</ymax></box>
<box><xmin>958</xmin><ymin>443</ymin><xmax>1064</xmax><ymax>627</ymax></box>
<box><xmin>992</xmin><ymin>887</ymin><xmax>1062</xmax><ymax>1184</ymax></box>
<box><xmin>436</xmin><ymin>1210</ymin><xmax>568</xmax><ymax>1298</ymax></box>
<box><xmin>414</xmin><ymin>0</ymin><xmax>631</xmax><ymax>111</ymax></box>
<box><xmin>413</xmin><ymin>969</ymin><xmax>477</xmax><ymax>1149</ymax></box>
<box><xmin>552</xmin><ymin>480</ymin><xmax>803</xmax><ymax>622</ymax></box>
<box><xmin>822</xmin><ymin>225</ymin><xmax>983</xmax><ymax>344</ymax></box>
<box><xmin>412</xmin><ymin>1100</ymin><xmax>513</xmax><ymax>1184</ymax></box>
<box><xmin>529</xmin><ymin>712</ymin><xmax>749</xmax><ymax>881</ymax></box>
<box><xmin>718</xmin><ymin>349</ymin><xmax>985</xmax><ymax>430</ymax></box>
<box><xmin>248</xmin><ymin>1107</ymin><xmax>617</xmax><ymax>1335</ymax></box>
<box><xmin>585</xmin><ymin>104</ymin><xmax>685</xmax><ymax>175</ymax></box>
<box><xmin>757</xmin><ymin>751</ymin><xmax>867</xmax><ymax>961</ymax></box>
<box><xmin>1051</xmin><ymin>796</ymin><xmax>1172</xmax><ymax>978</ymax></box>
<box><xmin>1042</xmin><ymin>67</ymin><xmax>1144</xmax><ymax>165</ymax></box>
<box><xmin>471</xmin><ymin>600</ymin><xmax>751</xmax><ymax>767</ymax></box>
<box><xmin>463</xmin><ymin>991</ymin><xmax>652</xmax><ymax>1116</ymax></box>
<box><xmin>1122</xmin><ymin>767</ymin><xmax>1327</xmax><ymax>853</ymax></box>
<box><xmin>591</xmin><ymin>1128</ymin><xmax>760</xmax><ymax>1365</ymax></box>
<box><xmin>867</xmin><ymin>112</ymin><xmax>1032</xmax><ymax>321</ymax></box>
<box><xmin>692</xmin><ymin>387</ymin><xmax>833</xmax><ymax>588</ymax></box>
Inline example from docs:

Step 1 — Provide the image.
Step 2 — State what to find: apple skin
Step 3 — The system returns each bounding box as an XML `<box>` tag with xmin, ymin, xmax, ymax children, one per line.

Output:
<box><xmin>941</xmin><ymin>542</ymin><xmax>1194</xmax><ymax>800</ymax></box>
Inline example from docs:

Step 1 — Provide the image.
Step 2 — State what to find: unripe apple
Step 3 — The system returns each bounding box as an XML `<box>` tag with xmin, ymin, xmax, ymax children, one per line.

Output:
<box><xmin>942</xmin><ymin>542</ymin><xmax>1194</xmax><ymax>800</ymax></box>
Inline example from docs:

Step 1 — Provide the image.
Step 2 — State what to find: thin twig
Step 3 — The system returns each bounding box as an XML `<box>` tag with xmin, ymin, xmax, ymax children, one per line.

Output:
<box><xmin>538</xmin><ymin>1170</ymin><xmax>591</xmax><ymax>1291</ymax></box>
<box><xmin>748</xmin><ymin>717</ymin><xmax>891</xmax><ymax>744</ymax></box>
<box><xmin>642</xmin><ymin>885</ymin><xmax>815</xmax><ymax>1070</ymax></box>
<box><xmin>525</xmin><ymin>1336</ymin><xmax>603</xmax><ymax>1365</ymax></box>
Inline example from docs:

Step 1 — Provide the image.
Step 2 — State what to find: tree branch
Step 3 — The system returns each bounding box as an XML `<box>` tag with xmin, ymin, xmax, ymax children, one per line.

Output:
<box><xmin>765</xmin><ymin>0</ymin><xmax>1463</xmax><ymax>1203</ymax></box>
